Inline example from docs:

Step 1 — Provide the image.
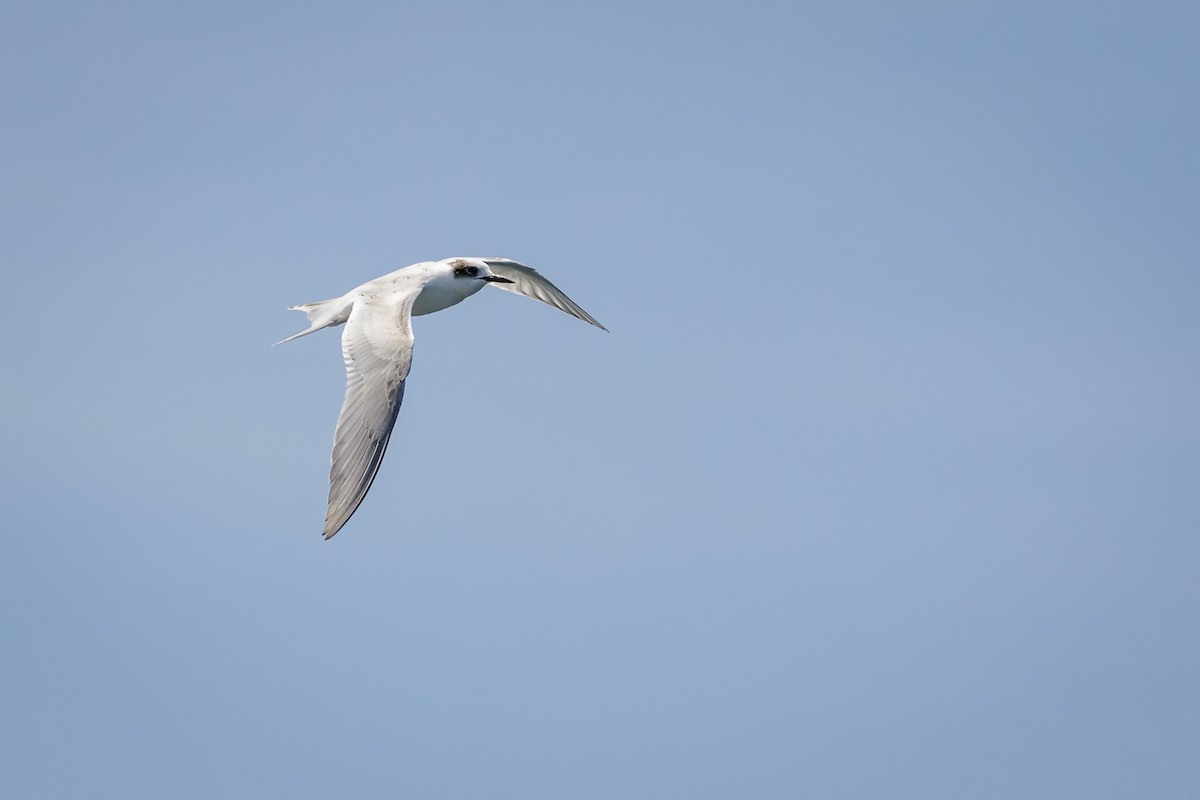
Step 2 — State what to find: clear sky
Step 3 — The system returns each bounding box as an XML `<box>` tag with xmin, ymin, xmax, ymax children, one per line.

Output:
<box><xmin>2</xmin><ymin>1</ymin><xmax>1197</xmax><ymax>797</ymax></box>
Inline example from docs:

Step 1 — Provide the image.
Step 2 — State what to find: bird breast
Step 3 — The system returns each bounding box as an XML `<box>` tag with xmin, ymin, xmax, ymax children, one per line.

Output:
<box><xmin>411</xmin><ymin>278</ymin><xmax>486</xmax><ymax>317</ymax></box>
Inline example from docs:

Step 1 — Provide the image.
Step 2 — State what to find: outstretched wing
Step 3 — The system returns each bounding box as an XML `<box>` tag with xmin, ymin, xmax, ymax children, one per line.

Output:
<box><xmin>480</xmin><ymin>258</ymin><xmax>607</xmax><ymax>331</ymax></box>
<box><xmin>323</xmin><ymin>293</ymin><xmax>418</xmax><ymax>539</ymax></box>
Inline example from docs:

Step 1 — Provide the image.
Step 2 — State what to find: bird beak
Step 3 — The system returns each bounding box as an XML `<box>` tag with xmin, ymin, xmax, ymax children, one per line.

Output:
<box><xmin>480</xmin><ymin>275</ymin><xmax>514</xmax><ymax>283</ymax></box>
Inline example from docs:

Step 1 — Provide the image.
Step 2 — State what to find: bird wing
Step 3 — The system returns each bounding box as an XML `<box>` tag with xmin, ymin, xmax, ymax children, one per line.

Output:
<box><xmin>323</xmin><ymin>291</ymin><xmax>419</xmax><ymax>539</ymax></box>
<box><xmin>479</xmin><ymin>258</ymin><xmax>607</xmax><ymax>331</ymax></box>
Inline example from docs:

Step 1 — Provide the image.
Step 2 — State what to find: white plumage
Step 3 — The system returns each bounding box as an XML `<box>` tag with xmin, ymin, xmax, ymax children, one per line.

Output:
<box><xmin>278</xmin><ymin>257</ymin><xmax>605</xmax><ymax>539</ymax></box>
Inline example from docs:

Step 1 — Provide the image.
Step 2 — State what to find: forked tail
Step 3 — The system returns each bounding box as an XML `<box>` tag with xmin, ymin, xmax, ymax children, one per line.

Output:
<box><xmin>274</xmin><ymin>295</ymin><xmax>354</xmax><ymax>345</ymax></box>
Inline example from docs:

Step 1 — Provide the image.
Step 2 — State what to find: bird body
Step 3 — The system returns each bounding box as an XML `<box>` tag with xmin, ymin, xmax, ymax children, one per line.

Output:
<box><xmin>278</xmin><ymin>257</ymin><xmax>605</xmax><ymax>539</ymax></box>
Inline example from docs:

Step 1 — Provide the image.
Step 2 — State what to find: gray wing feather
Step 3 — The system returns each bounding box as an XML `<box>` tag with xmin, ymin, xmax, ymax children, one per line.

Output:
<box><xmin>323</xmin><ymin>296</ymin><xmax>417</xmax><ymax>539</ymax></box>
<box><xmin>481</xmin><ymin>258</ymin><xmax>607</xmax><ymax>331</ymax></box>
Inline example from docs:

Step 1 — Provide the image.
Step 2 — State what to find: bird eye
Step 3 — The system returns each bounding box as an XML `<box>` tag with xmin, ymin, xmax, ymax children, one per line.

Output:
<box><xmin>466</xmin><ymin>266</ymin><xmax>479</xmax><ymax>276</ymax></box>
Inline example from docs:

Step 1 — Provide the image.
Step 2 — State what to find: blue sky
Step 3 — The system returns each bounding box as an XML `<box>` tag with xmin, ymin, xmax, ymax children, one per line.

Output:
<box><xmin>2</xmin><ymin>1</ymin><xmax>1198</xmax><ymax>797</ymax></box>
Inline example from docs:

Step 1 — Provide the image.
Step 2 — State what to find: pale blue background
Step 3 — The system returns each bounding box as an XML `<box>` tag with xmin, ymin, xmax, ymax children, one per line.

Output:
<box><xmin>3</xmin><ymin>1</ymin><xmax>1198</xmax><ymax>797</ymax></box>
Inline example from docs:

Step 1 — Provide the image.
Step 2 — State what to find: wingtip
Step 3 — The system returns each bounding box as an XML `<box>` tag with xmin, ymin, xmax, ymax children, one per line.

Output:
<box><xmin>322</xmin><ymin>515</ymin><xmax>345</xmax><ymax>539</ymax></box>
<box><xmin>579</xmin><ymin>313</ymin><xmax>608</xmax><ymax>332</ymax></box>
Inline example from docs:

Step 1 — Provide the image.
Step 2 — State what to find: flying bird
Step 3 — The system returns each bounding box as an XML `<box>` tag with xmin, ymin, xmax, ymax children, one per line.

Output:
<box><xmin>278</xmin><ymin>257</ymin><xmax>606</xmax><ymax>539</ymax></box>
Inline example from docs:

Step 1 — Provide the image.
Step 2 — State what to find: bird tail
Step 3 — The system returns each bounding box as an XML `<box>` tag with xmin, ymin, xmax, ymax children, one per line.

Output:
<box><xmin>273</xmin><ymin>295</ymin><xmax>354</xmax><ymax>345</ymax></box>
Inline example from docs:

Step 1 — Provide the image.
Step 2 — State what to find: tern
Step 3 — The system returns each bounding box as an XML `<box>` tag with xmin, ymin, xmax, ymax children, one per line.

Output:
<box><xmin>278</xmin><ymin>257</ymin><xmax>606</xmax><ymax>539</ymax></box>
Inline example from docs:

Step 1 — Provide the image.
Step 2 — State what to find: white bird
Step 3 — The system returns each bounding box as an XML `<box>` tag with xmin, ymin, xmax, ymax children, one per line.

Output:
<box><xmin>278</xmin><ymin>257</ymin><xmax>606</xmax><ymax>539</ymax></box>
